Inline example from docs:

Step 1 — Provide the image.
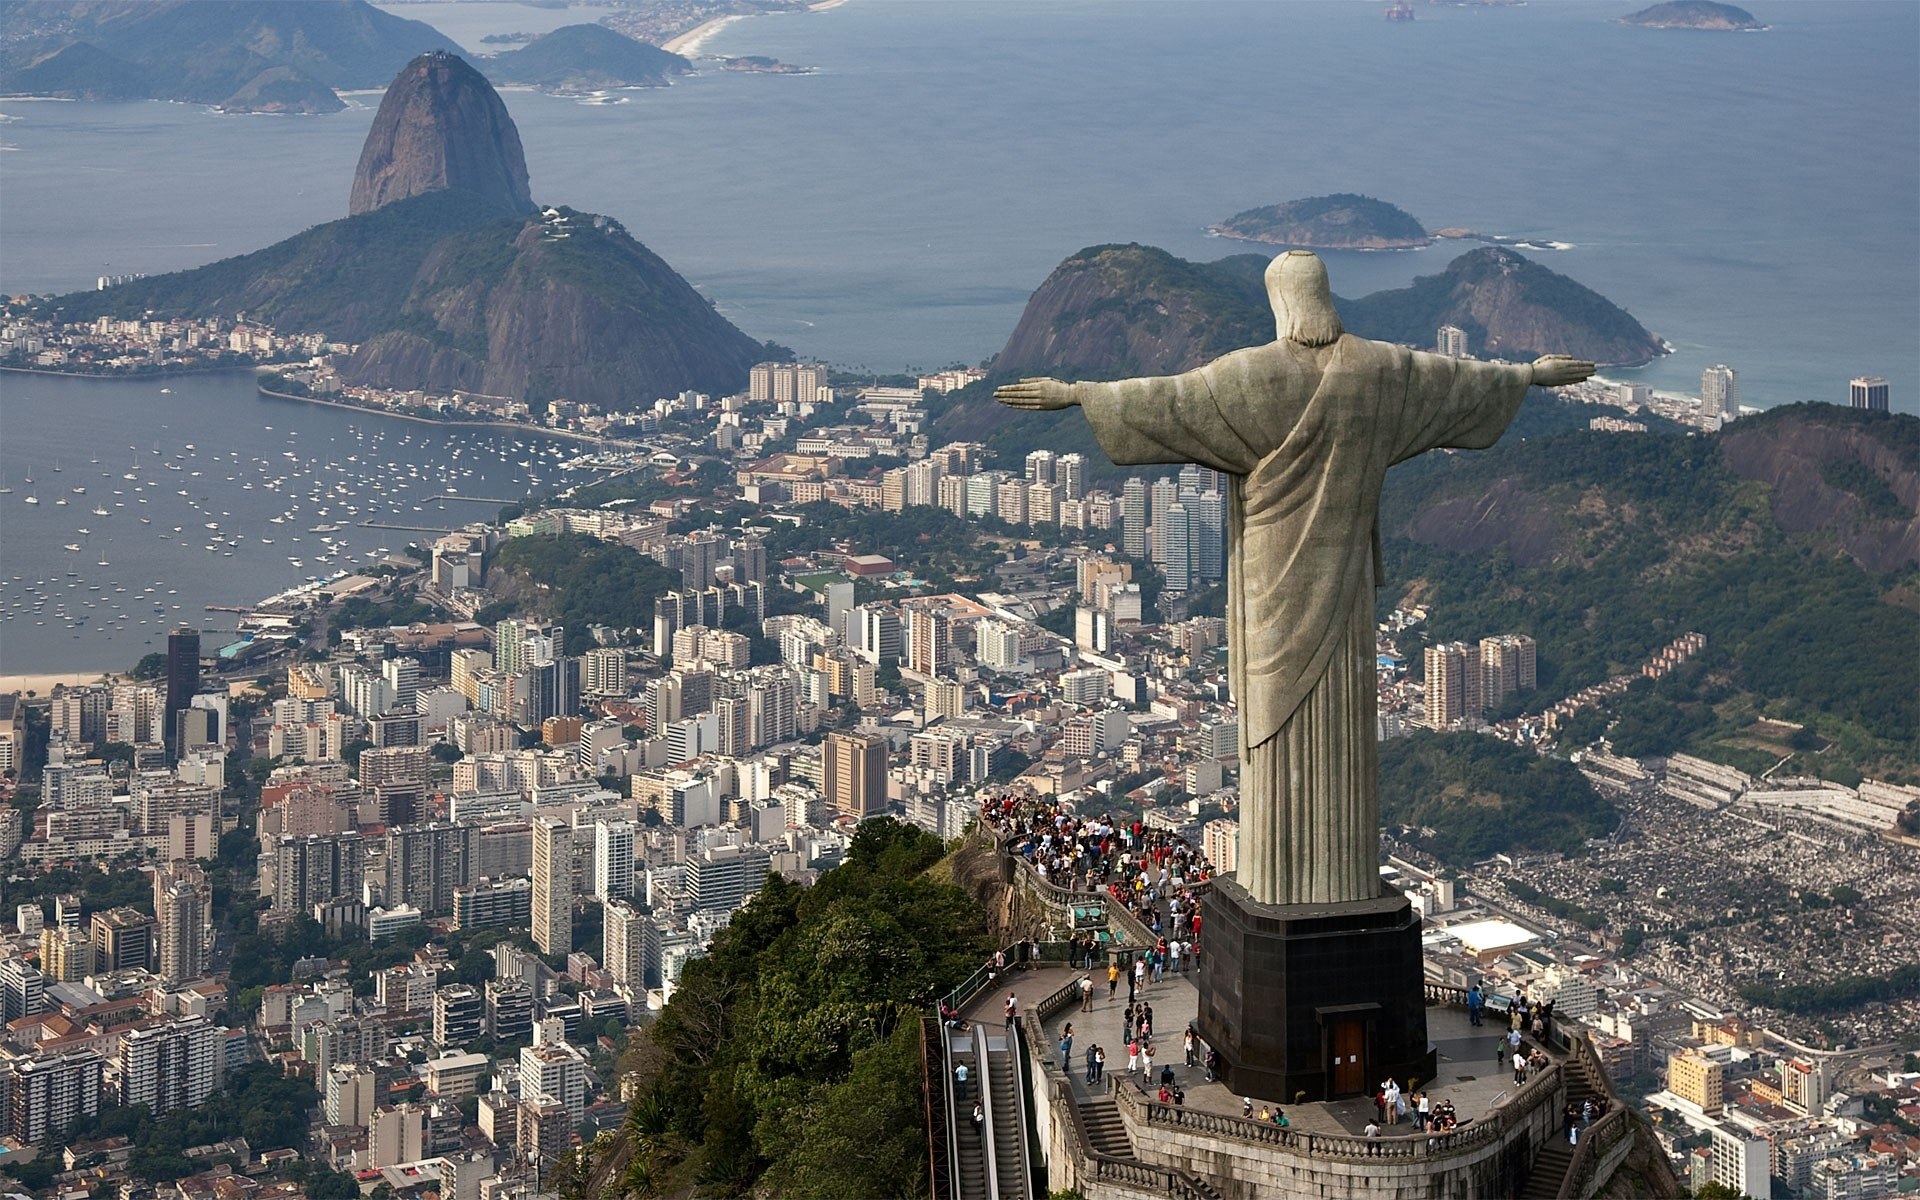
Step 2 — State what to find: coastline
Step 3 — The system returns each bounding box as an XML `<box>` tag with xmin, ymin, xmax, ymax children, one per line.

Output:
<box><xmin>0</xmin><ymin>363</ymin><xmax>262</xmax><ymax>382</ymax></box>
<box><xmin>0</xmin><ymin>671</ymin><xmax>118</xmax><ymax>695</ymax></box>
<box><xmin>665</xmin><ymin>0</ymin><xmax>850</xmax><ymax>56</ymax></box>
<box><xmin>255</xmin><ymin>384</ymin><xmax>616</xmax><ymax>446</ymax></box>
<box><xmin>664</xmin><ymin>14</ymin><xmax>746</xmax><ymax>55</ymax></box>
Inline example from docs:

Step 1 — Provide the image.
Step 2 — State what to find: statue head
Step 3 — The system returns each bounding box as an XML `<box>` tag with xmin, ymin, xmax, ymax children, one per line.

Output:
<box><xmin>1265</xmin><ymin>250</ymin><xmax>1343</xmax><ymax>347</ymax></box>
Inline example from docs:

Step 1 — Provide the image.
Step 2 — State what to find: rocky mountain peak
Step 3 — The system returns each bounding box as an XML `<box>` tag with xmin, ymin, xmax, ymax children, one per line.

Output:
<box><xmin>349</xmin><ymin>50</ymin><xmax>534</xmax><ymax>218</ymax></box>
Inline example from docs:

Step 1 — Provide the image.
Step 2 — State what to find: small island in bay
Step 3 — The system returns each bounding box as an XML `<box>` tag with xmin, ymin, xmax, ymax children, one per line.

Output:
<box><xmin>718</xmin><ymin>55</ymin><xmax>816</xmax><ymax>75</ymax></box>
<box><xmin>1209</xmin><ymin>193</ymin><xmax>1432</xmax><ymax>250</ymax></box>
<box><xmin>1618</xmin><ymin>1</ymin><xmax>1767</xmax><ymax>31</ymax></box>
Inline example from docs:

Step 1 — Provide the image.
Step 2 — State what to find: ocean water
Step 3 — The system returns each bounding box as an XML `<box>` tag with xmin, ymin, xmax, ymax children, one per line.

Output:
<box><xmin>0</xmin><ymin>0</ymin><xmax>1915</xmax><ymax>670</ymax></box>
<box><xmin>0</xmin><ymin>373</ymin><xmax>577</xmax><ymax>673</ymax></box>
<box><xmin>1</xmin><ymin>0</ymin><xmax>1913</xmax><ymax>402</ymax></box>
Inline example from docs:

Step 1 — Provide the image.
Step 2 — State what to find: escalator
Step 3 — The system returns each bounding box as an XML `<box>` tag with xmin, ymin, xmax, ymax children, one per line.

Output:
<box><xmin>984</xmin><ymin>1032</ymin><xmax>1030</xmax><ymax>1199</ymax></box>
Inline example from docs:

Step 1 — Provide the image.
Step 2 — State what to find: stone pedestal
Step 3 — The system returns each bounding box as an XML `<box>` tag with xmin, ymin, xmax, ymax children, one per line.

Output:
<box><xmin>1196</xmin><ymin>874</ymin><xmax>1434</xmax><ymax>1103</ymax></box>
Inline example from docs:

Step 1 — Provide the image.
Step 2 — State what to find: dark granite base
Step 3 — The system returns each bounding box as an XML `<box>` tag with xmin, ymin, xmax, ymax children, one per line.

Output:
<box><xmin>1196</xmin><ymin>874</ymin><xmax>1435</xmax><ymax>1103</ymax></box>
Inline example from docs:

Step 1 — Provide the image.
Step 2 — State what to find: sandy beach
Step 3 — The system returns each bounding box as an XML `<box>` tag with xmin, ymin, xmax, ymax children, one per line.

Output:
<box><xmin>665</xmin><ymin>0</ymin><xmax>849</xmax><ymax>56</ymax></box>
<box><xmin>663</xmin><ymin>14</ymin><xmax>747</xmax><ymax>56</ymax></box>
<box><xmin>0</xmin><ymin>672</ymin><xmax>119</xmax><ymax>696</ymax></box>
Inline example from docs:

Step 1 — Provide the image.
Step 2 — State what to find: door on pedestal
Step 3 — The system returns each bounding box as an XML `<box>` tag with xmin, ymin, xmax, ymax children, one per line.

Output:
<box><xmin>1330</xmin><ymin>1019</ymin><xmax>1366</xmax><ymax>1096</ymax></box>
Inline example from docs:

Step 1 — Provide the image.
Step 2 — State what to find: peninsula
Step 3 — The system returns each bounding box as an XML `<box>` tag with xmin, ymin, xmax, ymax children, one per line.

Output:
<box><xmin>40</xmin><ymin>51</ymin><xmax>760</xmax><ymax>407</ymax></box>
<box><xmin>1209</xmin><ymin>193</ymin><xmax>1432</xmax><ymax>250</ymax></box>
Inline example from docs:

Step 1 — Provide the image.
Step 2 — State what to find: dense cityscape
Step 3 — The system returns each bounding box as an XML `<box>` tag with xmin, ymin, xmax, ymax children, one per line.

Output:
<box><xmin>0</xmin><ymin>337</ymin><xmax>1913</xmax><ymax>1200</ymax></box>
<box><xmin>1</xmin><ymin>0</ymin><xmax>1915</xmax><ymax>1197</ymax></box>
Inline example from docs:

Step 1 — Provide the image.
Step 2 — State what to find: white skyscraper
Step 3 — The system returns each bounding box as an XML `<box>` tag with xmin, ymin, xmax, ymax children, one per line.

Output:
<box><xmin>531</xmin><ymin>819</ymin><xmax>571</xmax><ymax>958</ymax></box>
<box><xmin>1121</xmin><ymin>477</ymin><xmax>1148</xmax><ymax>559</ymax></box>
<box><xmin>1701</xmin><ymin>365</ymin><xmax>1739</xmax><ymax>422</ymax></box>
<box><xmin>1436</xmin><ymin>325</ymin><xmax>1470</xmax><ymax>358</ymax></box>
<box><xmin>593</xmin><ymin>820</ymin><xmax>635</xmax><ymax>903</ymax></box>
<box><xmin>1161</xmin><ymin>502</ymin><xmax>1194</xmax><ymax>593</ymax></box>
<box><xmin>602</xmin><ymin>899</ymin><xmax>646</xmax><ymax>991</ymax></box>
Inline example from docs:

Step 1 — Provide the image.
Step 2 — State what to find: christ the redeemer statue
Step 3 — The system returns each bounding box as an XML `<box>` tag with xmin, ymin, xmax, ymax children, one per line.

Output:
<box><xmin>998</xmin><ymin>251</ymin><xmax>1592</xmax><ymax>908</ymax></box>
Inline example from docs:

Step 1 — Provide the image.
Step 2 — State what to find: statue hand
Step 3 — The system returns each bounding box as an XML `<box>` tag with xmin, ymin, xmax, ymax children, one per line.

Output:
<box><xmin>1529</xmin><ymin>355</ymin><xmax>1596</xmax><ymax>388</ymax></box>
<box><xmin>995</xmin><ymin>378</ymin><xmax>1079</xmax><ymax>411</ymax></box>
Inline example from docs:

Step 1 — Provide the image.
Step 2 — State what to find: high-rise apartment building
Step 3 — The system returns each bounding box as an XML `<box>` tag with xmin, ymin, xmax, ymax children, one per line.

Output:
<box><xmin>1848</xmin><ymin>375</ymin><xmax>1889</xmax><ymax>411</ymax></box>
<box><xmin>1668</xmin><ymin>1050</ymin><xmax>1724</xmax><ymax>1115</ymax></box>
<box><xmin>381</xmin><ymin>656</ymin><xmax>421</xmax><ymax>712</ymax></box>
<box><xmin>1180</xmin><ymin>488</ymin><xmax>1220</xmax><ymax>580</ymax></box>
<box><xmin>1701</xmin><ymin>365</ymin><xmax>1739</xmax><ymax>422</ymax></box>
<box><xmin>520</xmin><ymin>1042</ymin><xmax>590</xmax><ymax>1124</ymax></box>
<box><xmin>1025</xmin><ymin>448</ymin><xmax>1056</xmax><ymax>484</ymax></box>
<box><xmin>532</xmin><ymin>819</ymin><xmax>572</xmax><ymax>958</ymax></box>
<box><xmin>2</xmin><ymin>1047</ymin><xmax>103</xmax><ymax>1144</ymax></box>
<box><xmin>39</xmin><ymin>925</ymin><xmax>93</xmax><ymax>982</ymax></box>
<box><xmin>91</xmin><ymin>907</ymin><xmax>157</xmax><ymax>973</ymax></box>
<box><xmin>1161</xmin><ymin>501</ymin><xmax>1194</xmax><ymax>592</ymax></box>
<box><xmin>583</xmin><ymin>647</ymin><xmax>627</xmax><ymax>697</ymax></box>
<box><xmin>687</xmin><ymin>846</ymin><xmax>772</xmax><ymax>911</ymax></box>
<box><xmin>164</xmin><ymin>627</ymin><xmax>200</xmax><ymax>758</ymax></box>
<box><xmin>593</xmin><ymin>820</ymin><xmax>636</xmax><ymax>903</ymax></box>
<box><xmin>1423</xmin><ymin>642</ymin><xmax>1481</xmax><ymax>729</ymax></box>
<box><xmin>602</xmin><ymin>899</ymin><xmax>646</xmax><ymax>991</ymax></box>
<box><xmin>434</xmin><ymin>985</ymin><xmax>485</xmax><ymax>1048</ymax></box>
<box><xmin>383</xmin><ymin>823</ymin><xmax>474</xmax><ymax>917</ymax></box>
<box><xmin>1203</xmin><ymin>818</ymin><xmax>1240</xmax><ymax>875</ymax></box>
<box><xmin>854</xmin><ymin>604</ymin><xmax>903</xmax><ymax>666</ymax></box>
<box><xmin>154</xmin><ymin>861</ymin><xmax>210</xmax><ymax>983</ymax></box>
<box><xmin>0</xmin><ymin>957</ymin><xmax>45</xmax><ymax>1022</ymax></box>
<box><xmin>116</xmin><ymin>1015</ymin><xmax>222</xmax><ymax>1115</ymax></box>
<box><xmin>1477</xmin><ymin>634</ymin><xmax>1538</xmax><ymax>711</ymax></box>
<box><xmin>825</xmin><ymin>731</ymin><xmax>888</xmax><ymax>819</ymax></box>
<box><xmin>1056</xmin><ymin>453</ymin><xmax>1086</xmax><ymax>500</ymax></box>
<box><xmin>273</xmin><ymin>832</ymin><xmax>366</xmax><ymax>914</ymax></box>
<box><xmin>905</xmin><ymin>605</ymin><xmax>952</xmax><ymax>676</ymax></box>
<box><xmin>1121</xmin><ymin>477</ymin><xmax>1148</xmax><ymax>559</ymax></box>
<box><xmin>1436</xmin><ymin>325</ymin><xmax>1470</xmax><ymax>358</ymax></box>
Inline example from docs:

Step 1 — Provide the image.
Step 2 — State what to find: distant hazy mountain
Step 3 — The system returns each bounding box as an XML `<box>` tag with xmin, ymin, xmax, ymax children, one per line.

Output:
<box><xmin>47</xmin><ymin>52</ymin><xmax>760</xmax><ymax>407</ymax></box>
<box><xmin>1210</xmin><ymin>193</ymin><xmax>1432</xmax><ymax>250</ymax></box>
<box><xmin>486</xmin><ymin>24</ymin><xmax>691</xmax><ymax>94</ymax></box>
<box><xmin>0</xmin><ymin>0</ymin><xmax>452</xmax><ymax>112</ymax></box>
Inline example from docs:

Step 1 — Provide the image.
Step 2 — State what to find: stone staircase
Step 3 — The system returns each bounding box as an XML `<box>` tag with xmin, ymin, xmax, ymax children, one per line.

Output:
<box><xmin>1079</xmin><ymin>1096</ymin><xmax>1134</xmax><ymax>1159</ymax></box>
<box><xmin>1517</xmin><ymin>1063</ymin><xmax>1603</xmax><ymax>1199</ymax></box>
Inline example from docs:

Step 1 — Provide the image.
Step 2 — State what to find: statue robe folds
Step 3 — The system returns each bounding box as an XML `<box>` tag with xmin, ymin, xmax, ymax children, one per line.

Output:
<box><xmin>1076</xmin><ymin>335</ymin><xmax>1531</xmax><ymax>906</ymax></box>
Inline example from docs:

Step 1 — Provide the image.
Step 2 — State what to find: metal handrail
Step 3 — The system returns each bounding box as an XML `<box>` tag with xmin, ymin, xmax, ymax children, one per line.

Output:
<box><xmin>924</xmin><ymin>1017</ymin><xmax>957</xmax><ymax>1200</ymax></box>
<box><xmin>1007</xmin><ymin>1017</ymin><xmax>1045</xmax><ymax>1200</ymax></box>
<box><xmin>973</xmin><ymin>1023</ymin><xmax>1005</xmax><ymax>1200</ymax></box>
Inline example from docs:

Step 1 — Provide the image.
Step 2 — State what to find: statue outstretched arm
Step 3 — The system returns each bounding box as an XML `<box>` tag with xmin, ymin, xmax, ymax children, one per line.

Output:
<box><xmin>1392</xmin><ymin>351</ymin><xmax>1593</xmax><ymax>463</ymax></box>
<box><xmin>997</xmin><ymin>355</ymin><xmax>1268</xmax><ymax>473</ymax></box>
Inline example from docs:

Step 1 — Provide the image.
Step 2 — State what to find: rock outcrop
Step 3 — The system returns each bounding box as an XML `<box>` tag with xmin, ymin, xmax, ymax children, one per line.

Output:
<box><xmin>1719</xmin><ymin>407</ymin><xmax>1920</xmax><ymax>573</ymax></box>
<box><xmin>51</xmin><ymin>52</ymin><xmax>759</xmax><ymax>403</ymax></box>
<box><xmin>339</xmin><ymin>208</ymin><xmax>761</xmax><ymax>408</ymax></box>
<box><xmin>1341</xmin><ymin>247</ymin><xmax>1667</xmax><ymax>367</ymax></box>
<box><xmin>351</xmin><ymin>50</ymin><xmax>534</xmax><ymax>218</ymax></box>
<box><xmin>993</xmin><ymin>244</ymin><xmax>1272</xmax><ymax>380</ymax></box>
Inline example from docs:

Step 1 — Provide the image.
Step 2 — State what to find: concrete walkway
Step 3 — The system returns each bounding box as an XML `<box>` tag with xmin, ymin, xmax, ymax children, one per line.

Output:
<box><xmin>962</xmin><ymin>962</ymin><xmax>1563</xmax><ymax>1138</ymax></box>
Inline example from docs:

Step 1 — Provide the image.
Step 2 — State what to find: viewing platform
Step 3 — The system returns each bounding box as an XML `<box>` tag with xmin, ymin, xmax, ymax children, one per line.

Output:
<box><xmin>924</xmin><ymin>833</ymin><xmax>1659</xmax><ymax>1200</ymax></box>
